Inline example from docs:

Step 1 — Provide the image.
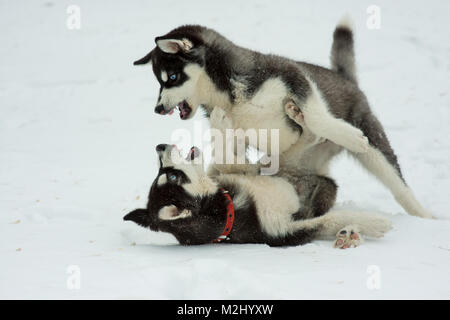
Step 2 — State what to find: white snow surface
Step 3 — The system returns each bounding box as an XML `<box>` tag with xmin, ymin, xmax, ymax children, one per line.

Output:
<box><xmin>1</xmin><ymin>0</ymin><xmax>449</xmax><ymax>299</ymax></box>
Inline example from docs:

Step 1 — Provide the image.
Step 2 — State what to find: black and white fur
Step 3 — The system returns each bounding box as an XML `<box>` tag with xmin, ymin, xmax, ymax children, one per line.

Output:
<box><xmin>123</xmin><ymin>143</ymin><xmax>391</xmax><ymax>247</ymax></box>
<box><xmin>133</xmin><ymin>19</ymin><xmax>432</xmax><ymax>219</ymax></box>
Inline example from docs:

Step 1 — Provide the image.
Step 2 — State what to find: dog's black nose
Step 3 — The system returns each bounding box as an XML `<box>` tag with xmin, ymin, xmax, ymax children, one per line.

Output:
<box><xmin>155</xmin><ymin>105</ymin><xmax>165</xmax><ymax>114</ymax></box>
<box><xmin>156</xmin><ymin>144</ymin><xmax>167</xmax><ymax>152</ymax></box>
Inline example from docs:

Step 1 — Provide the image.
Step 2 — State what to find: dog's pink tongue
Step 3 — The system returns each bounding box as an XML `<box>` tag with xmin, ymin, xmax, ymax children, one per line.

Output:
<box><xmin>168</xmin><ymin>109</ymin><xmax>174</xmax><ymax>115</ymax></box>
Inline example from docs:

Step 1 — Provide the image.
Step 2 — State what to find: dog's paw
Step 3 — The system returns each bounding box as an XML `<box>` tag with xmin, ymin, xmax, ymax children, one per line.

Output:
<box><xmin>335</xmin><ymin>126</ymin><xmax>369</xmax><ymax>154</ymax></box>
<box><xmin>333</xmin><ymin>225</ymin><xmax>362</xmax><ymax>249</ymax></box>
<box><xmin>285</xmin><ymin>101</ymin><xmax>325</xmax><ymax>146</ymax></box>
<box><xmin>284</xmin><ymin>101</ymin><xmax>305</xmax><ymax>125</ymax></box>
<box><xmin>350</xmin><ymin>131</ymin><xmax>369</xmax><ymax>153</ymax></box>
<box><xmin>210</xmin><ymin>107</ymin><xmax>232</xmax><ymax>130</ymax></box>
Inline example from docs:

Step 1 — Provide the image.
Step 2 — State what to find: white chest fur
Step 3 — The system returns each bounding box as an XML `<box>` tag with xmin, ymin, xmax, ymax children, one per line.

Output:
<box><xmin>218</xmin><ymin>174</ymin><xmax>300</xmax><ymax>237</ymax></box>
<box><xmin>229</xmin><ymin>78</ymin><xmax>300</xmax><ymax>154</ymax></box>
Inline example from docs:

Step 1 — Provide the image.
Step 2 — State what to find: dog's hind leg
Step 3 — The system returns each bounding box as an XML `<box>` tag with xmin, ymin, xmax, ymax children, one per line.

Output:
<box><xmin>278</xmin><ymin>170</ymin><xmax>338</xmax><ymax>219</ymax></box>
<box><xmin>288</xmin><ymin>210</ymin><xmax>392</xmax><ymax>241</ymax></box>
<box><xmin>268</xmin><ymin>209</ymin><xmax>391</xmax><ymax>247</ymax></box>
<box><xmin>296</xmin><ymin>174</ymin><xmax>338</xmax><ymax>219</ymax></box>
<box><xmin>350</xmin><ymin>111</ymin><xmax>433</xmax><ymax>219</ymax></box>
<box><xmin>328</xmin><ymin>19</ymin><xmax>429</xmax><ymax>218</ymax></box>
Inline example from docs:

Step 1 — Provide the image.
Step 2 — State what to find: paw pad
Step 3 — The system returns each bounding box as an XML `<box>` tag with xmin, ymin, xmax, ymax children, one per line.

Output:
<box><xmin>285</xmin><ymin>102</ymin><xmax>304</xmax><ymax>124</ymax></box>
<box><xmin>334</xmin><ymin>226</ymin><xmax>362</xmax><ymax>249</ymax></box>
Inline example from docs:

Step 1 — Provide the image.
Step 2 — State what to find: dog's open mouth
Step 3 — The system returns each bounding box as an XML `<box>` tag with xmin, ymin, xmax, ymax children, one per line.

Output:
<box><xmin>176</xmin><ymin>100</ymin><xmax>192</xmax><ymax>120</ymax></box>
<box><xmin>162</xmin><ymin>100</ymin><xmax>192</xmax><ymax>119</ymax></box>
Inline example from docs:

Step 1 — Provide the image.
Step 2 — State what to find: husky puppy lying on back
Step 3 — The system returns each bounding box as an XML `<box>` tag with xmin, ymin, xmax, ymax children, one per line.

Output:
<box><xmin>124</xmin><ymin>143</ymin><xmax>391</xmax><ymax>247</ymax></box>
<box><xmin>133</xmin><ymin>20</ymin><xmax>432</xmax><ymax>219</ymax></box>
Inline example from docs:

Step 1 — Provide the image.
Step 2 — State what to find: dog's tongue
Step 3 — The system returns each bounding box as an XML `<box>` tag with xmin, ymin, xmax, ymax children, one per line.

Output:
<box><xmin>168</xmin><ymin>109</ymin><xmax>174</xmax><ymax>115</ymax></box>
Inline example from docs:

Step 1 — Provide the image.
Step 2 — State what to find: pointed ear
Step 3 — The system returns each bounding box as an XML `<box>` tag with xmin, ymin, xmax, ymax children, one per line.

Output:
<box><xmin>158</xmin><ymin>205</ymin><xmax>192</xmax><ymax>220</ymax></box>
<box><xmin>155</xmin><ymin>37</ymin><xmax>193</xmax><ymax>54</ymax></box>
<box><xmin>123</xmin><ymin>209</ymin><xmax>149</xmax><ymax>226</ymax></box>
<box><xmin>133</xmin><ymin>49</ymin><xmax>154</xmax><ymax>65</ymax></box>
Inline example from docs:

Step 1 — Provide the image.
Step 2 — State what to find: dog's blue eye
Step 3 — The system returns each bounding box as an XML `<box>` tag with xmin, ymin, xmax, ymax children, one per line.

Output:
<box><xmin>169</xmin><ymin>74</ymin><xmax>177</xmax><ymax>81</ymax></box>
<box><xmin>168</xmin><ymin>174</ymin><xmax>177</xmax><ymax>181</ymax></box>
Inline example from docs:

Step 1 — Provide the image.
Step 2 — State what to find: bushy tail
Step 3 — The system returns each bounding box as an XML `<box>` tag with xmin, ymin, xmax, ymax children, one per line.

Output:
<box><xmin>331</xmin><ymin>17</ymin><xmax>358</xmax><ymax>84</ymax></box>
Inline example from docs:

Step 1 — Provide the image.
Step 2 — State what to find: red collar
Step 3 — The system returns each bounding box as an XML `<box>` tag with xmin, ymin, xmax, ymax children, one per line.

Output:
<box><xmin>212</xmin><ymin>188</ymin><xmax>235</xmax><ymax>243</ymax></box>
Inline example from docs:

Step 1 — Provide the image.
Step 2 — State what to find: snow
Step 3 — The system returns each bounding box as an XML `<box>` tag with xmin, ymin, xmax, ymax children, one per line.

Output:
<box><xmin>1</xmin><ymin>0</ymin><xmax>449</xmax><ymax>299</ymax></box>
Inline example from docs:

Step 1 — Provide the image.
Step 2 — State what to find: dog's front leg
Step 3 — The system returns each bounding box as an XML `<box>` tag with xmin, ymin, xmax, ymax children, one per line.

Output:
<box><xmin>285</xmin><ymin>100</ymin><xmax>326</xmax><ymax>150</ymax></box>
<box><xmin>297</xmin><ymin>83</ymin><xmax>369</xmax><ymax>154</ymax></box>
<box><xmin>208</xmin><ymin>107</ymin><xmax>260</xmax><ymax>176</ymax></box>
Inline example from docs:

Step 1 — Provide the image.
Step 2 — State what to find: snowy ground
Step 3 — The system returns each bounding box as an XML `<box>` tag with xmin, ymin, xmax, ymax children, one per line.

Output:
<box><xmin>1</xmin><ymin>0</ymin><xmax>449</xmax><ymax>299</ymax></box>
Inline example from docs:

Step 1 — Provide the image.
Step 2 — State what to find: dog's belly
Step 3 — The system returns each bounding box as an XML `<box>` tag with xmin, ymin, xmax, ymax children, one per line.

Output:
<box><xmin>219</xmin><ymin>174</ymin><xmax>300</xmax><ymax>237</ymax></box>
<box><xmin>230</xmin><ymin>78</ymin><xmax>300</xmax><ymax>154</ymax></box>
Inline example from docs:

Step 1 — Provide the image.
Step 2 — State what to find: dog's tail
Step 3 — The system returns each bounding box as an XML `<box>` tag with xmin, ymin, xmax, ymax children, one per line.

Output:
<box><xmin>330</xmin><ymin>16</ymin><xmax>358</xmax><ymax>84</ymax></box>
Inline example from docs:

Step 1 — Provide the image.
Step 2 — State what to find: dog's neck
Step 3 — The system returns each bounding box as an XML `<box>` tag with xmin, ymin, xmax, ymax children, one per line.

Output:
<box><xmin>198</xmin><ymin>182</ymin><xmax>240</xmax><ymax>241</ymax></box>
<box><xmin>195</xmin><ymin>188</ymin><xmax>232</xmax><ymax>243</ymax></box>
<box><xmin>195</xmin><ymin>38</ymin><xmax>255</xmax><ymax>114</ymax></box>
<box><xmin>194</xmin><ymin>72</ymin><xmax>233</xmax><ymax>115</ymax></box>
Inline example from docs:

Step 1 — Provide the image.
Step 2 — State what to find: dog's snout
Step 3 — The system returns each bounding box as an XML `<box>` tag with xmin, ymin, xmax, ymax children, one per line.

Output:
<box><xmin>155</xmin><ymin>105</ymin><xmax>165</xmax><ymax>115</ymax></box>
<box><xmin>156</xmin><ymin>144</ymin><xmax>168</xmax><ymax>152</ymax></box>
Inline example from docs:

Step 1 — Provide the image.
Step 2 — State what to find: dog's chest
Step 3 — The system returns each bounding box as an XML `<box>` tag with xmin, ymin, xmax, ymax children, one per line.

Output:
<box><xmin>230</xmin><ymin>78</ymin><xmax>300</xmax><ymax>153</ymax></box>
<box><xmin>219</xmin><ymin>175</ymin><xmax>300</xmax><ymax>237</ymax></box>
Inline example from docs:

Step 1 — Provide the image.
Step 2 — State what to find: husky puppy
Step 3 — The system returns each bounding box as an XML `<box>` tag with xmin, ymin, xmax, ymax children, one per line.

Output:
<box><xmin>133</xmin><ymin>20</ymin><xmax>432</xmax><ymax>219</ymax></box>
<box><xmin>123</xmin><ymin>143</ymin><xmax>391</xmax><ymax>248</ymax></box>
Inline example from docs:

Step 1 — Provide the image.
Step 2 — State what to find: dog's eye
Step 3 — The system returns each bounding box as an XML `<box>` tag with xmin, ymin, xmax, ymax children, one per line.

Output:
<box><xmin>169</xmin><ymin>74</ymin><xmax>177</xmax><ymax>81</ymax></box>
<box><xmin>168</xmin><ymin>174</ymin><xmax>177</xmax><ymax>182</ymax></box>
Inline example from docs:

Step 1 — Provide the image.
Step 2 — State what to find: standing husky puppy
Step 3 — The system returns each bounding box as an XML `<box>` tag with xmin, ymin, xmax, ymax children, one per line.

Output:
<box><xmin>124</xmin><ymin>143</ymin><xmax>391</xmax><ymax>247</ymax></box>
<box><xmin>133</xmin><ymin>21</ymin><xmax>432</xmax><ymax>219</ymax></box>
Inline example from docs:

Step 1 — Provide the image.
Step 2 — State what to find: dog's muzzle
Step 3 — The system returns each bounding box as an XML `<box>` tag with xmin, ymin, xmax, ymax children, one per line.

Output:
<box><xmin>154</xmin><ymin>101</ymin><xmax>192</xmax><ymax>119</ymax></box>
<box><xmin>155</xmin><ymin>105</ymin><xmax>166</xmax><ymax>115</ymax></box>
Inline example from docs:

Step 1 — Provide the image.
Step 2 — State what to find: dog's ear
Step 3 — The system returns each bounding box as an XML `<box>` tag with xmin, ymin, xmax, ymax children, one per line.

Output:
<box><xmin>155</xmin><ymin>37</ymin><xmax>193</xmax><ymax>54</ymax></box>
<box><xmin>123</xmin><ymin>209</ymin><xmax>149</xmax><ymax>226</ymax></box>
<box><xmin>133</xmin><ymin>49</ymin><xmax>154</xmax><ymax>65</ymax></box>
<box><xmin>158</xmin><ymin>205</ymin><xmax>192</xmax><ymax>220</ymax></box>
